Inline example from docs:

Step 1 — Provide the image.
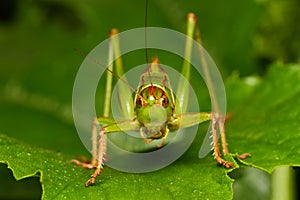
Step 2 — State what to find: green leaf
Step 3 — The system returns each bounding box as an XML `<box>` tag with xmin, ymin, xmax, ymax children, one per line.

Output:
<box><xmin>0</xmin><ymin>133</ymin><xmax>233</xmax><ymax>199</ymax></box>
<box><xmin>1</xmin><ymin>0</ymin><xmax>299</xmax><ymax>198</ymax></box>
<box><xmin>1</xmin><ymin>63</ymin><xmax>300</xmax><ymax>199</ymax></box>
<box><xmin>226</xmin><ymin>63</ymin><xmax>300</xmax><ymax>172</ymax></box>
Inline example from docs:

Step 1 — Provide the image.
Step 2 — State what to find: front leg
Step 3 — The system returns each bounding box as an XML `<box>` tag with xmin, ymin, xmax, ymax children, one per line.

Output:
<box><xmin>211</xmin><ymin>113</ymin><xmax>233</xmax><ymax>168</ymax></box>
<box><xmin>173</xmin><ymin>112</ymin><xmax>234</xmax><ymax>168</ymax></box>
<box><xmin>169</xmin><ymin>112</ymin><xmax>250</xmax><ymax>168</ymax></box>
<box><xmin>70</xmin><ymin>117</ymin><xmax>100</xmax><ymax>170</ymax></box>
<box><xmin>71</xmin><ymin>117</ymin><xmax>140</xmax><ymax>186</ymax></box>
<box><xmin>213</xmin><ymin>113</ymin><xmax>251</xmax><ymax>167</ymax></box>
<box><xmin>71</xmin><ymin>127</ymin><xmax>106</xmax><ymax>187</ymax></box>
<box><xmin>217</xmin><ymin>113</ymin><xmax>251</xmax><ymax>160</ymax></box>
<box><xmin>85</xmin><ymin>129</ymin><xmax>106</xmax><ymax>186</ymax></box>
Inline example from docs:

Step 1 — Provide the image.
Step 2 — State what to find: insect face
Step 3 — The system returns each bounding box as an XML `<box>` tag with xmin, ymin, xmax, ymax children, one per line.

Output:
<box><xmin>135</xmin><ymin>86</ymin><xmax>173</xmax><ymax>138</ymax></box>
<box><xmin>136</xmin><ymin>86</ymin><xmax>169</xmax><ymax>108</ymax></box>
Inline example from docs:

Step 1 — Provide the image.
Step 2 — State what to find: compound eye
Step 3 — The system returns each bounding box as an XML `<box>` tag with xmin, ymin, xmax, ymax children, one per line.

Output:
<box><xmin>161</xmin><ymin>95</ymin><xmax>169</xmax><ymax>107</ymax></box>
<box><xmin>136</xmin><ymin>97</ymin><xmax>143</xmax><ymax>107</ymax></box>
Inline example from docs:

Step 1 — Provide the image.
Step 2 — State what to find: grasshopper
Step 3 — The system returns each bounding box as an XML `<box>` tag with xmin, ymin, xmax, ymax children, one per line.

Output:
<box><xmin>71</xmin><ymin>13</ymin><xmax>250</xmax><ymax>186</ymax></box>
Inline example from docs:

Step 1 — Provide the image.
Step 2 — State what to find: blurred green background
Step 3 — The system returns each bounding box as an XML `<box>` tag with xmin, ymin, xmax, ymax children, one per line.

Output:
<box><xmin>0</xmin><ymin>0</ymin><xmax>299</xmax><ymax>199</ymax></box>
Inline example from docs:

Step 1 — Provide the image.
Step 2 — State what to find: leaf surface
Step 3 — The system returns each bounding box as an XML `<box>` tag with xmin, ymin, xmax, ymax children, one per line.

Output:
<box><xmin>1</xmin><ymin>64</ymin><xmax>300</xmax><ymax>199</ymax></box>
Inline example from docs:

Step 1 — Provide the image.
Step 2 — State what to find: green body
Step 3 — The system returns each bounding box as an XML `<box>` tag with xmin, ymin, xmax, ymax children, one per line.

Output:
<box><xmin>134</xmin><ymin>59</ymin><xmax>174</xmax><ymax>139</ymax></box>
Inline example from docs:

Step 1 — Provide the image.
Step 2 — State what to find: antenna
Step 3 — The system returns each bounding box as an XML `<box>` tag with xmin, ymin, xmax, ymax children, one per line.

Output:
<box><xmin>144</xmin><ymin>0</ymin><xmax>154</xmax><ymax>86</ymax></box>
<box><xmin>74</xmin><ymin>48</ymin><xmax>145</xmax><ymax>100</ymax></box>
<box><xmin>145</xmin><ymin>0</ymin><xmax>149</xmax><ymax>64</ymax></box>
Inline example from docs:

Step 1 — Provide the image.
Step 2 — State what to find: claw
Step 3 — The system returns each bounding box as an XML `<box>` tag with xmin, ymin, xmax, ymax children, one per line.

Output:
<box><xmin>223</xmin><ymin>161</ymin><xmax>234</xmax><ymax>168</ymax></box>
<box><xmin>85</xmin><ymin>176</ymin><xmax>96</xmax><ymax>187</ymax></box>
<box><xmin>70</xmin><ymin>159</ymin><xmax>95</xmax><ymax>170</ymax></box>
<box><xmin>216</xmin><ymin>157</ymin><xmax>234</xmax><ymax>168</ymax></box>
<box><xmin>238</xmin><ymin>153</ymin><xmax>252</xmax><ymax>160</ymax></box>
<box><xmin>72</xmin><ymin>160</ymin><xmax>103</xmax><ymax>187</ymax></box>
<box><xmin>84</xmin><ymin>167</ymin><xmax>103</xmax><ymax>187</ymax></box>
<box><xmin>157</xmin><ymin>139</ymin><xmax>165</xmax><ymax>148</ymax></box>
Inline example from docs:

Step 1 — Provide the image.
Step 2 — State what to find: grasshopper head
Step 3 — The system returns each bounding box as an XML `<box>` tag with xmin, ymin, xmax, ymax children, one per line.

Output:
<box><xmin>135</xmin><ymin>85</ymin><xmax>173</xmax><ymax>139</ymax></box>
